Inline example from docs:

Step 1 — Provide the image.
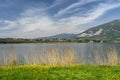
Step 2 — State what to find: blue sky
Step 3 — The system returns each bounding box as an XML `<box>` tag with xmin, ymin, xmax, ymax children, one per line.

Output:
<box><xmin>0</xmin><ymin>0</ymin><xmax>120</xmax><ymax>38</ymax></box>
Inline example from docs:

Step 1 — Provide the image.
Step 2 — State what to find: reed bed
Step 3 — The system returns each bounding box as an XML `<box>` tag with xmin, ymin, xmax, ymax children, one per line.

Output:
<box><xmin>23</xmin><ymin>47</ymin><xmax>77</xmax><ymax>66</ymax></box>
<box><xmin>94</xmin><ymin>46</ymin><xmax>119</xmax><ymax>65</ymax></box>
<box><xmin>0</xmin><ymin>46</ymin><xmax>119</xmax><ymax>66</ymax></box>
<box><xmin>107</xmin><ymin>46</ymin><xmax>119</xmax><ymax>65</ymax></box>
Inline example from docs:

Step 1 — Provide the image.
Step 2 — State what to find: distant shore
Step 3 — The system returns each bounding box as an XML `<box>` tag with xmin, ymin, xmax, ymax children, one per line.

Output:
<box><xmin>0</xmin><ymin>38</ymin><xmax>120</xmax><ymax>43</ymax></box>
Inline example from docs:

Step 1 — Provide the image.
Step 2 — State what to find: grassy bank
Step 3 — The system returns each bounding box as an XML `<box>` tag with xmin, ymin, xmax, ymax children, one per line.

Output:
<box><xmin>0</xmin><ymin>46</ymin><xmax>120</xmax><ymax>80</ymax></box>
<box><xmin>0</xmin><ymin>65</ymin><xmax>120</xmax><ymax>80</ymax></box>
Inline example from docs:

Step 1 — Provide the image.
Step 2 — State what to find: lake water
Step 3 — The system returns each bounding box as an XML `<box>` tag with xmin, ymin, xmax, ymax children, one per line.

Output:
<box><xmin>0</xmin><ymin>43</ymin><xmax>120</xmax><ymax>65</ymax></box>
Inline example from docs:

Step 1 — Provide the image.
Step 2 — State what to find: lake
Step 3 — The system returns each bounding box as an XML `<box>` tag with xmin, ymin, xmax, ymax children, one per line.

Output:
<box><xmin>0</xmin><ymin>43</ymin><xmax>120</xmax><ymax>65</ymax></box>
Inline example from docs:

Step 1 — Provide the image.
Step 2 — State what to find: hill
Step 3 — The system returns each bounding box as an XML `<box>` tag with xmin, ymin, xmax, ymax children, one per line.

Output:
<box><xmin>78</xmin><ymin>20</ymin><xmax>120</xmax><ymax>40</ymax></box>
<box><xmin>38</xmin><ymin>33</ymin><xmax>77</xmax><ymax>39</ymax></box>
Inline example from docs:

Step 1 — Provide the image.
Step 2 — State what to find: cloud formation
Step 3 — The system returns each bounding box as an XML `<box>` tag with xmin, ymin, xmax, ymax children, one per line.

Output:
<box><xmin>58</xmin><ymin>1</ymin><xmax>120</xmax><ymax>26</ymax></box>
<box><xmin>0</xmin><ymin>0</ymin><xmax>120</xmax><ymax>38</ymax></box>
<box><xmin>55</xmin><ymin>0</ymin><xmax>98</xmax><ymax>17</ymax></box>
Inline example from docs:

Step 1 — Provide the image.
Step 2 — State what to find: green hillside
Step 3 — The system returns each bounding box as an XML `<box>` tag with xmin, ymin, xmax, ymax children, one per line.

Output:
<box><xmin>78</xmin><ymin>20</ymin><xmax>120</xmax><ymax>40</ymax></box>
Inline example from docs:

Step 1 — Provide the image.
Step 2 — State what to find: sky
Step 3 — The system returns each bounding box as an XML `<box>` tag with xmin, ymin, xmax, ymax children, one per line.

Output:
<box><xmin>0</xmin><ymin>0</ymin><xmax>120</xmax><ymax>38</ymax></box>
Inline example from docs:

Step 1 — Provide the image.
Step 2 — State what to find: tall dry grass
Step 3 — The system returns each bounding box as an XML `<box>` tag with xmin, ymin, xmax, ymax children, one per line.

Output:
<box><xmin>46</xmin><ymin>47</ymin><xmax>76</xmax><ymax>66</ymax></box>
<box><xmin>0</xmin><ymin>45</ymin><xmax>119</xmax><ymax>66</ymax></box>
<box><xmin>94</xmin><ymin>47</ymin><xmax>107</xmax><ymax>65</ymax></box>
<box><xmin>23</xmin><ymin>47</ymin><xmax>77</xmax><ymax>66</ymax></box>
<box><xmin>94</xmin><ymin>46</ymin><xmax>119</xmax><ymax>65</ymax></box>
<box><xmin>0</xmin><ymin>53</ymin><xmax>17</xmax><ymax>66</ymax></box>
<box><xmin>107</xmin><ymin>46</ymin><xmax>119</xmax><ymax>65</ymax></box>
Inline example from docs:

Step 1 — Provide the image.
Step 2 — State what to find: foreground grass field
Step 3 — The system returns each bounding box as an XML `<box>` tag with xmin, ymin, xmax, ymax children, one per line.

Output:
<box><xmin>0</xmin><ymin>65</ymin><xmax>120</xmax><ymax>80</ymax></box>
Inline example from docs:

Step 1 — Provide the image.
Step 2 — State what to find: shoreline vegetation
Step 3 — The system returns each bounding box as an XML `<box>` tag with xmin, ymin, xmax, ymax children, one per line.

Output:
<box><xmin>0</xmin><ymin>46</ymin><xmax>119</xmax><ymax>66</ymax></box>
<box><xmin>0</xmin><ymin>46</ymin><xmax>120</xmax><ymax>79</ymax></box>
<box><xmin>0</xmin><ymin>38</ymin><xmax>120</xmax><ymax>43</ymax></box>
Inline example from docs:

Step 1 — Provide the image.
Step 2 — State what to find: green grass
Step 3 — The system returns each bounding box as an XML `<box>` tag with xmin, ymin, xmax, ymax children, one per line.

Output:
<box><xmin>0</xmin><ymin>65</ymin><xmax>120</xmax><ymax>80</ymax></box>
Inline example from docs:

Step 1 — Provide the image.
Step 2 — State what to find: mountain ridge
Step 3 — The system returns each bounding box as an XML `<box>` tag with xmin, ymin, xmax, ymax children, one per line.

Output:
<box><xmin>37</xmin><ymin>33</ymin><xmax>77</xmax><ymax>39</ymax></box>
<box><xmin>77</xmin><ymin>19</ymin><xmax>120</xmax><ymax>40</ymax></box>
<box><xmin>37</xmin><ymin>19</ymin><xmax>120</xmax><ymax>40</ymax></box>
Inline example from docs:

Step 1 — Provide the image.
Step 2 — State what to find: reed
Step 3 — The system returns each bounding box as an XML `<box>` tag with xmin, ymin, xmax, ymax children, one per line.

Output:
<box><xmin>107</xmin><ymin>46</ymin><xmax>119</xmax><ymax>65</ymax></box>
<box><xmin>0</xmin><ymin>53</ymin><xmax>17</xmax><ymax>66</ymax></box>
<box><xmin>94</xmin><ymin>49</ymin><xmax>103</xmax><ymax>65</ymax></box>
<box><xmin>47</xmin><ymin>47</ymin><xmax>75</xmax><ymax>66</ymax></box>
<box><xmin>94</xmin><ymin>46</ymin><xmax>119</xmax><ymax>65</ymax></box>
<box><xmin>0</xmin><ymin>45</ymin><xmax>119</xmax><ymax>66</ymax></box>
<box><xmin>0</xmin><ymin>48</ymin><xmax>18</xmax><ymax>66</ymax></box>
<box><xmin>23</xmin><ymin>46</ymin><xmax>77</xmax><ymax>66</ymax></box>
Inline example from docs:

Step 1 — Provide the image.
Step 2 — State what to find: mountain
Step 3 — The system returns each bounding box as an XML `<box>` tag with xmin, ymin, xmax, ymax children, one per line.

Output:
<box><xmin>38</xmin><ymin>33</ymin><xmax>77</xmax><ymax>39</ymax></box>
<box><xmin>37</xmin><ymin>19</ymin><xmax>120</xmax><ymax>40</ymax></box>
<box><xmin>77</xmin><ymin>20</ymin><xmax>120</xmax><ymax>40</ymax></box>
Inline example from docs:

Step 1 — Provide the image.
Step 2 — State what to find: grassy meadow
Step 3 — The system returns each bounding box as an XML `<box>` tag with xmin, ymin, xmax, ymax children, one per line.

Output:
<box><xmin>0</xmin><ymin>65</ymin><xmax>120</xmax><ymax>80</ymax></box>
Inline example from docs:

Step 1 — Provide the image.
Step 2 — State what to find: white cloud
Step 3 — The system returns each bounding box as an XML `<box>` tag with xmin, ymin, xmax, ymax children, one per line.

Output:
<box><xmin>18</xmin><ymin>17</ymin><xmax>56</xmax><ymax>32</ymax></box>
<box><xmin>55</xmin><ymin>0</ymin><xmax>98</xmax><ymax>17</ymax></box>
<box><xmin>0</xmin><ymin>20</ymin><xmax>17</xmax><ymax>30</ymax></box>
<box><xmin>86</xmin><ymin>2</ymin><xmax>120</xmax><ymax>21</ymax></box>
<box><xmin>1</xmin><ymin>1</ymin><xmax>120</xmax><ymax>38</ymax></box>
<box><xmin>27</xmin><ymin>0</ymin><xmax>65</xmax><ymax>12</ymax></box>
<box><xmin>0</xmin><ymin>9</ymin><xmax>80</xmax><ymax>38</ymax></box>
<box><xmin>58</xmin><ymin>2</ymin><xmax>120</xmax><ymax>26</ymax></box>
